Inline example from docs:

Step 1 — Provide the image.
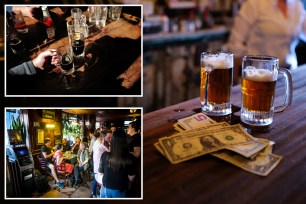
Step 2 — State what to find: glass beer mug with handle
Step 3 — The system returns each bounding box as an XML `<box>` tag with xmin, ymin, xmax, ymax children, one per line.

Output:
<box><xmin>240</xmin><ymin>55</ymin><xmax>293</xmax><ymax>127</ymax></box>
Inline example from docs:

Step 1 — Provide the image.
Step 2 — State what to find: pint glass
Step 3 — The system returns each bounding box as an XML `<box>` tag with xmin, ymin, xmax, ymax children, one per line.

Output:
<box><xmin>241</xmin><ymin>55</ymin><xmax>293</xmax><ymax>126</ymax></box>
<box><xmin>200</xmin><ymin>52</ymin><xmax>233</xmax><ymax>116</ymax></box>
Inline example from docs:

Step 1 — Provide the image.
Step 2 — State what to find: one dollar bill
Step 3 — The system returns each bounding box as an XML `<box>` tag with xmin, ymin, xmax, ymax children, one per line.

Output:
<box><xmin>159</xmin><ymin>124</ymin><xmax>257</xmax><ymax>164</ymax></box>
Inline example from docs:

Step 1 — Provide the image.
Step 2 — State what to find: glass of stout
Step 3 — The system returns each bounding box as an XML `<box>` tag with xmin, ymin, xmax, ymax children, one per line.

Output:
<box><xmin>58</xmin><ymin>46</ymin><xmax>74</xmax><ymax>75</ymax></box>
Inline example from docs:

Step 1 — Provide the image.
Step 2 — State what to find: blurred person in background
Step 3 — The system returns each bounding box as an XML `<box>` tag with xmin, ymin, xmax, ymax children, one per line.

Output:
<box><xmin>91</xmin><ymin>130</ymin><xmax>110</xmax><ymax>198</ymax></box>
<box><xmin>98</xmin><ymin>130</ymin><xmax>135</xmax><ymax>198</ymax></box>
<box><xmin>71</xmin><ymin>136</ymin><xmax>81</xmax><ymax>154</ymax></box>
<box><xmin>226</xmin><ymin>0</ymin><xmax>306</xmax><ymax>83</ymax></box>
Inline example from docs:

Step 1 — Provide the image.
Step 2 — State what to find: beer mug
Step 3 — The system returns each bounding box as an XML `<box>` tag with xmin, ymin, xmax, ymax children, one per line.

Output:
<box><xmin>240</xmin><ymin>55</ymin><xmax>293</xmax><ymax>126</ymax></box>
<box><xmin>200</xmin><ymin>52</ymin><xmax>233</xmax><ymax>116</ymax></box>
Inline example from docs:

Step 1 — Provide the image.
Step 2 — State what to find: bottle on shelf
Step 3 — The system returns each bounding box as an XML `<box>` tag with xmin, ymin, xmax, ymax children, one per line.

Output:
<box><xmin>41</xmin><ymin>6</ymin><xmax>55</xmax><ymax>39</ymax></box>
<box><xmin>160</xmin><ymin>13</ymin><xmax>169</xmax><ymax>33</ymax></box>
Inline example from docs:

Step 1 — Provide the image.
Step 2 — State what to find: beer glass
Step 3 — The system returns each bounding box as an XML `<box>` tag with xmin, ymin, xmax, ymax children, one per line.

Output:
<box><xmin>58</xmin><ymin>46</ymin><xmax>74</xmax><ymax>75</ymax></box>
<box><xmin>110</xmin><ymin>6</ymin><xmax>122</xmax><ymax>21</ymax></box>
<box><xmin>240</xmin><ymin>55</ymin><xmax>293</xmax><ymax>126</ymax></box>
<box><xmin>200</xmin><ymin>52</ymin><xmax>233</xmax><ymax>116</ymax></box>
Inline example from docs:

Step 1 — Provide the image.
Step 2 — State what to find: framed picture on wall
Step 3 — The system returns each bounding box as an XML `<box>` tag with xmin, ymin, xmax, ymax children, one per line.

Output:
<box><xmin>37</xmin><ymin>129</ymin><xmax>44</xmax><ymax>144</ymax></box>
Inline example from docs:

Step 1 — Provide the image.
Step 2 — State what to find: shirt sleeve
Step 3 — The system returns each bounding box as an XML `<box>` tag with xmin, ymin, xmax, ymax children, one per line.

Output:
<box><xmin>8</xmin><ymin>61</ymin><xmax>37</xmax><ymax>76</ymax></box>
<box><xmin>226</xmin><ymin>0</ymin><xmax>259</xmax><ymax>56</ymax></box>
<box><xmin>298</xmin><ymin>1</ymin><xmax>306</xmax><ymax>41</ymax></box>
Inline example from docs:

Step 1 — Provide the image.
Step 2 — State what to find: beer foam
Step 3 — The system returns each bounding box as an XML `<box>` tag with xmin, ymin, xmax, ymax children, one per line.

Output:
<box><xmin>202</xmin><ymin>53</ymin><xmax>233</xmax><ymax>69</ymax></box>
<box><xmin>243</xmin><ymin>66</ymin><xmax>277</xmax><ymax>81</ymax></box>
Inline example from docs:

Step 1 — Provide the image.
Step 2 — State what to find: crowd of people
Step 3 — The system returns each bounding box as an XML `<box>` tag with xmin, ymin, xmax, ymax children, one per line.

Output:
<box><xmin>39</xmin><ymin>121</ymin><xmax>141</xmax><ymax>198</ymax></box>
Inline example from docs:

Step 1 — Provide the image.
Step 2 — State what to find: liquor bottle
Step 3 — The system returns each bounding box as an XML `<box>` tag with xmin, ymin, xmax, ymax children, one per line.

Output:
<box><xmin>41</xmin><ymin>6</ymin><xmax>55</xmax><ymax>39</ymax></box>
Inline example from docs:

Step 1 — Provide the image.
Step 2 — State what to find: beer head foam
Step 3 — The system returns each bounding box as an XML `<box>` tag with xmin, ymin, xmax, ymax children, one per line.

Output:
<box><xmin>202</xmin><ymin>52</ymin><xmax>233</xmax><ymax>69</ymax></box>
<box><xmin>243</xmin><ymin>66</ymin><xmax>277</xmax><ymax>81</ymax></box>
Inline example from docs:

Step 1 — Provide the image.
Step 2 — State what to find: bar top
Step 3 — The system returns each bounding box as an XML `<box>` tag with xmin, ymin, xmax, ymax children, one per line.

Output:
<box><xmin>144</xmin><ymin>25</ymin><xmax>229</xmax><ymax>50</ymax></box>
<box><xmin>142</xmin><ymin>65</ymin><xmax>306</xmax><ymax>203</ymax></box>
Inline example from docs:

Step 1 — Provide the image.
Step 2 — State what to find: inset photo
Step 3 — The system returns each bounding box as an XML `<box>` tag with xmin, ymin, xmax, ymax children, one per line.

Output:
<box><xmin>5</xmin><ymin>108</ymin><xmax>142</xmax><ymax>199</ymax></box>
<box><xmin>5</xmin><ymin>5</ymin><xmax>142</xmax><ymax>96</ymax></box>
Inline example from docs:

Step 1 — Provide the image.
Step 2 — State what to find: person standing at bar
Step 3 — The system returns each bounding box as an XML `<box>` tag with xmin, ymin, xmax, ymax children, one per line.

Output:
<box><xmin>98</xmin><ymin>130</ymin><xmax>135</xmax><ymax>198</ymax></box>
<box><xmin>127</xmin><ymin>122</ymin><xmax>141</xmax><ymax>158</ymax></box>
<box><xmin>91</xmin><ymin>130</ymin><xmax>110</xmax><ymax>198</ymax></box>
<box><xmin>127</xmin><ymin>121</ymin><xmax>141</xmax><ymax>197</ymax></box>
<box><xmin>226</xmin><ymin>0</ymin><xmax>306</xmax><ymax>82</ymax></box>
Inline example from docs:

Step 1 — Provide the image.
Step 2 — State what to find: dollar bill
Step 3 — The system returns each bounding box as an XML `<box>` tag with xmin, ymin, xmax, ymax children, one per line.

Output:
<box><xmin>156</xmin><ymin>122</ymin><xmax>229</xmax><ymax>157</ymax></box>
<box><xmin>159</xmin><ymin>124</ymin><xmax>257</xmax><ymax>164</ymax></box>
<box><xmin>177</xmin><ymin>113</ymin><xmax>216</xmax><ymax>130</ymax></box>
<box><xmin>154</xmin><ymin>142</ymin><xmax>165</xmax><ymax>156</ymax></box>
<box><xmin>225</xmin><ymin>138</ymin><xmax>267</xmax><ymax>158</ymax></box>
<box><xmin>173</xmin><ymin>123</ymin><xmax>185</xmax><ymax>132</ymax></box>
<box><xmin>211</xmin><ymin>150</ymin><xmax>282</xmax><ymax>176</ymax></box>
<box><xmin>174</xmin><ymin>121</ymin><xmax>267</xmax><ymax>158</ymax></box>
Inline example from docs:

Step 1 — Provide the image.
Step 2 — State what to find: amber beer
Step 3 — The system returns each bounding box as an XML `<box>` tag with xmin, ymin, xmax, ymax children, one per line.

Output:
<box><xmin>207</xmin><ymin>68</ymin><xmax>233</xmax><ymax>104</ymax></box>
<box><xmin>241</xmin><ymin>75</ymin><xmax>276</xmax><ymax>112</ymax></box>
<box><xmin>201</xmin><ymin>52</ymin><xmax>233</xmax><ymax>116</ymax></box>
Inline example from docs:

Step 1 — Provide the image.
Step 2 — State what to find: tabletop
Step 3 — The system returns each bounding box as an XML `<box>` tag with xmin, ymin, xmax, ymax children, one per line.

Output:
<box><xmin>63</xmin><ymin>152</ymin><xmax>77</xmax><ymax>164</ymax></box>
<box><xmin>143</xmin><ymin>65</ymin><xmax>306</xmax><ymax>204</ymax></box>
<box><xmin>5</xmin><ymin>6</ymin><xmax>141</xmax><ymax>96</ymax></box>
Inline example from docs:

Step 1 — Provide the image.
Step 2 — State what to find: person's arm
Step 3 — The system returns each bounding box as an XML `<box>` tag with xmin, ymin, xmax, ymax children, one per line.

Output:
<box><xmin>81</xmin><ymin>150</ymin><xmax>89</xmax><ymax>166</ymax></box>
<box><xmin>71</xmin><ymin>143</ymin><xmax>77</xmax><ymax>152</ymax></box>
<box><xmin>57</xmin><ymin>155</ymin><xmax>63</xmax><ymax>166</ymax></box>
<box><xmin>130</xmin><ymin>146</ymin><xmax>140</xmax><ymax>158</ymax></box>
<box><xmin>8</xmin><ymin>49</ymin><xmax>58</xmax><ymax>76</ymax></box>
<box><xmin>226</xmin><ymin>0</ymin><xmax>259</xmax><ymax>56</ymax></box>
<box><xmin>42</xmin><ymin>151</ymin><xmax>54</xmax><ymax>159</ymax></box>
<box><xmin>8</xmin><ymin>61</ymin><xmax>37</xmax><ymax>76</ymax></box>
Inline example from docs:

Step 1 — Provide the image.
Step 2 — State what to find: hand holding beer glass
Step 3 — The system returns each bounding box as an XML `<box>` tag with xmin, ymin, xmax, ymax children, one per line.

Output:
<box><xmin>200</xmin><ymin>52</ymin><xmax>233</xmax><ymax>116</ymax></box>
<box><xmin>240</xmin><ymin>55</ymin><xmax>293</xmax><ymax>127</ymax></box>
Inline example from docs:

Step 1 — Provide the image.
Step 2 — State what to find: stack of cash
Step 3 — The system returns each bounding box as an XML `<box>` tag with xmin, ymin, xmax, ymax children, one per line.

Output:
<box><xmin>154</xmin><ymin>113</ymin><xmax>282</xmax><ymax>176</ymax></box>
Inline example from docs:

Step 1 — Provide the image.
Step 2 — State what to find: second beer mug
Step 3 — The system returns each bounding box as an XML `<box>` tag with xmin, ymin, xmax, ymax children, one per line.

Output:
<box><xmin>240</xmin><ymin>55</ymin><xmax>293</xmax><ymax>127</ymax></box>
<box><xmin>200</xmin><ymin>52</ymin><xmax>233</xmax><ymax>116</ymax></box>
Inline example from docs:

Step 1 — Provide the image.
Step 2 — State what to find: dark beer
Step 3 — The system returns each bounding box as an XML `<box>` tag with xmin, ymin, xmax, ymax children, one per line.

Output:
<box><xmin>72</xmin><ymin>40</ymin><xmax>84</xmax><ymax>56</ymax></box>
<box><xmin>60</xmin><ymin>54</ymin><xmax>73</xmax><ymax>71</ymax></box>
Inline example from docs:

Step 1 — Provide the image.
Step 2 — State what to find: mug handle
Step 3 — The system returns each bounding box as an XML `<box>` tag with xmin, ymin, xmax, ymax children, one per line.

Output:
<box><xmin>275</xmin><ymin>68</ymin><xmax>293</xmax><ymax>113</ymax></box>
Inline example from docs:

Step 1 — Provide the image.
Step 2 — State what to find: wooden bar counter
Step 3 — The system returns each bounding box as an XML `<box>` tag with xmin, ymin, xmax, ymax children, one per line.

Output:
<box><xmin>142</xmin><ymin>65</ymin><xmax>306</xmax><ymax>204</ymax></box>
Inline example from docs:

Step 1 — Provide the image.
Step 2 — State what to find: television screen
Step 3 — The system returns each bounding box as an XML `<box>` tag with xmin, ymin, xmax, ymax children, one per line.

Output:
<box><xmin>16</xmin><ymin>148</ymin><xmax>28</xmax><ymax>157</ymax></box>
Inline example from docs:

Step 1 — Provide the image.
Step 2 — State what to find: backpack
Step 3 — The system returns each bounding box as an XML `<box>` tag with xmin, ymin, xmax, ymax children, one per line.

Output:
<box><xmin>35</xmin><ymin>170</ymin><xmax>51</xmax><ymax>193</ymax></box>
